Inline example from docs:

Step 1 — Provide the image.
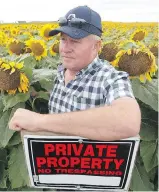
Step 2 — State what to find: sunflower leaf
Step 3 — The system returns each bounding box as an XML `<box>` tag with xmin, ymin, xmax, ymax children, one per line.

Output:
<box><xmin>0</xmin><ymin>97</ymin><xmax>4</xmax><ymax>114</ymax></box>
<box><xmin>131</xmin><ymin>79</ymin><xmax>158</xmax><ymax>111</ymax></box>
<box><xmin>8</xmin><ymin>144</ymin><xmax>29</xmax><ymax>189</ymax></box>
<box><xmin>140</xmin><ymin>140</ymin><xmax>158</xmax><ymax>172</ymax></box>
<box><xmin>23</xmin><ymin>55</ymin><xmax>37</xmax><ymax>69</ymax></box>
<box><xmin>0</xmin><ymin>170</ymin><xmax>8</xmax><ymax>189</ymax></box>
<box><xmin>8</xmin><ymin>131</ymin><xmax>22</xmax><ymax>147</ymax></box>
<box><xmin>0</xmin><ymin>103</ymin><xmax>25</xmax><ymax>147</ymax></box>
<box><xmin>130</xmin><ymin>162</ymin><xmax>154</xmax><ymax>191</ymax></box>
<box><xmin>140</xmin><ymin>119</ymin><xmax>158</xmax><ymax>141</ymax></box>
<box><xmin>32</xmin><ymin>68</ymin><xmax>56</xmax><ymax>83</ymax></box>
<box><xmin>2</xmin><ymin>92</ymin><xmax>30</xmax><ymax>111</ymax></box>
<box><xmin>0</xmin><ymin>148</ymin><xmax>7</xmax><ymax>188</ymax></box>
<box><xmin>0</xmin><ymin>110</ymin><xmax>15</xmax><ymax>147</ymax></box>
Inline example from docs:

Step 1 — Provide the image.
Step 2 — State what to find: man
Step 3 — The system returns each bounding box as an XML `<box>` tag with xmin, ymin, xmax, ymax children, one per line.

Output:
<box><xmin>9</xmin><ymin>6</ymin><xmax>141</xmax><ymax>141</ymax></box>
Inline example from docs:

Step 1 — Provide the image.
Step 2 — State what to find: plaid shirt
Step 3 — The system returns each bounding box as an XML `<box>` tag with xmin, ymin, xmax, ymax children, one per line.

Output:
<box><xmin>49</xmin><ymin>58</ymin><xmax>134</xmax><ymax>114</ymax></box>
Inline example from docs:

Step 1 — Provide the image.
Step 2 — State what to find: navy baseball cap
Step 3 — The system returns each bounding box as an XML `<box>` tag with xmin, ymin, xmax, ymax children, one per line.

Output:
<box><xmin>49</xmin><ymin>5</ymin><xmax>102</xmax><ymax>39</ymax></box>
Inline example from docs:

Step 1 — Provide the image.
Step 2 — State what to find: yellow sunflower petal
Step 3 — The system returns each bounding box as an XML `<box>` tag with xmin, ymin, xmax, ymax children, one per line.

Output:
<box><xmin>10</xmin><ymin>62</ymin><xmax>16</xmax><ymax>68</ymax></box>
<box><xmin>10</xmin><ymin>67</ymin><xmax>16</xmax><ymax>74</ymax></box>
<box><xmin>145</xmin><ymin>72</ymin><xmax>152</xmax><ymax>81</ymax></box>
<box><xmin>7</xmin><ymin>89</ymin><xmax>17</xmax><ymax>95</ymax></box>
<box><xmin>139</xmin><ymin>74</ymin><xmax>146</xmax><ymax>83</ymax></box>
<box><xmin>18</xmin><ymin>87</ymin><xmax>22</xmax><ymax>92</ymax></box>
<box><xmin>16</xmin><ymin>62</ymin><xmax>23</xmax><ymax>69</ymax></box>
<box><xmin>127</xmin><ymin>49</ymin><xmax>131</xmax><ymax>55</ymax></box>
<box><xmin>1</xmin><ymin>63</ymin><xmax>11</xmax><ymax>70</ymax></box>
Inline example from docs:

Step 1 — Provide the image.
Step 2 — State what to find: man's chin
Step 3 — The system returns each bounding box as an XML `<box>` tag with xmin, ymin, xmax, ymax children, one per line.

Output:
<box><xmin>63</xmin><ymin>63</ymin><xmax>79</xmax><ymax>71</ymax></box>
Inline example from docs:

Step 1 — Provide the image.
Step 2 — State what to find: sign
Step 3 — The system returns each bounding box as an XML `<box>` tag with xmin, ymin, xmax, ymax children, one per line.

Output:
<box><xmin>23</xmin><ymin>135</ymin><xmax>140</xmax><ymax>191</ymax></box>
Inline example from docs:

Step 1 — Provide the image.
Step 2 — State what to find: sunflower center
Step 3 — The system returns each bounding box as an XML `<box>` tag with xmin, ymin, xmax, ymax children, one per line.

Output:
<box><xmin>9</xmin><ymin>42</ymin><xmax>25</xmax><ymax>55</ymax></box>
<box><xmin>52</xmin><ymin>43</ymin><xmax>59</xmax><ymax>53</ymax></box>
<box><xmin>150</xmin><ymin>46</ymin><xmax>158</xmax><ymax>57</ymax></box>
<box><xmin>99</xmin><ymin>43</ymin><xmax>118</xmax><ymax>62</ymax></box>
<box><xmin>118</xmin><ymin>51</ymin><xmax>152</xmax><ymax>76</ymax></box>
<box><xmin>0</xmin><ymin>69</ymin><xmax>20</xmax><ymax>90</ymax></box>
<box><xmin>31</xmin><ymin>43</ymin><xmax>44</xmax><ymax>56</ymax></box>
<box><xmin>132</xmin><ymin>31</ymin><xmax>145</xmax><ymax>41</ymax></box>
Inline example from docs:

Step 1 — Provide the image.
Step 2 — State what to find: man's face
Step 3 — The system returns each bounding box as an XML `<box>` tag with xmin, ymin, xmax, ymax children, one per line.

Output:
<box><xmin>59</xmin><ymin>33</ymin><xmax>98</xmax><ymax>72</ymax></box>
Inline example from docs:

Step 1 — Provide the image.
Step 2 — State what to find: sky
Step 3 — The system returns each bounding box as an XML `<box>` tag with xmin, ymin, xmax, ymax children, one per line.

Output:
<box><xmin>0</xmin><ymin>0</ymin><xmax>158</xmax><ymax>22</ymax></box>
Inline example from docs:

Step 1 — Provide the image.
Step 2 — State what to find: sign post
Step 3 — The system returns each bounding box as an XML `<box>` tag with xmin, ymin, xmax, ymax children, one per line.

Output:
<box><xmin>23</xmin><ymin>135</ymin><xmax>140</xmax><ymax>191</ymax></box>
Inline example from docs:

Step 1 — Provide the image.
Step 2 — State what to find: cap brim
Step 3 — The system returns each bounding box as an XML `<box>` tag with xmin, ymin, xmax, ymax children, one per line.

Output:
<box><xmin>49</xmin><ymin>26</ymin><xmax>90</xmax><ymax>39</ymax></box>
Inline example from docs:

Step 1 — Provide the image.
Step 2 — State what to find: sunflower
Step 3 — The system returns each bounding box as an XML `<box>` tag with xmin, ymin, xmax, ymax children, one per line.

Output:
<box><xmin>0</xmin><ymin>59</ymin><xmax>29</xmax><ymax>95</ymax></box>
<box><xmin>0</xmin><ymin>31</ymin><xmax>7</xmax><ymax>46</ymax></box>
<box><xmin>25</xmin><ymin>39</ymin><xmax>47</xmax><ymax>60</ymax></box>
<box><xmin>39</xmin><ymin>24</ymin><xmax>53</xmax><ymax>40</ymax></box>
<box><xmin>113</xmin><ymin>45</ymin><xmax>157</xmax><ymax>83</ymax></box>
<box><xmin>10</xmin><ymin>27</ymin><xmax>19</xmax><ymax>37</ymax></box>
<box><xmin>50</xmin><ymin>40</ymin><xmax>59</xmax><ymax>56</ymax></box>
<box><xmin>7</xmin><ymin>39</ymin><xmax>25</xmax><ymax>55</ymax></box>
<box><xmin>130</xmin><ymin>29</ymin><xmax>148</xmax><ymax>42</ymax></box>
<box><xmin>99</xmin><ymin>42</ymin><xmax>119</xmax><ymax>62</ymax></box>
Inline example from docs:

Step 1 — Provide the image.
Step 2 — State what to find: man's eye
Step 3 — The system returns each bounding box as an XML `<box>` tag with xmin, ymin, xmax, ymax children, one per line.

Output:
<box><xmin>72</xmin><ymin>40</ymin><xmax>79</xmax><ymax>43</ymax></box>
<box><xmin>60</xmin><ymin>37</ymin><xmax>65</xmax><ymax>41</ymax></box>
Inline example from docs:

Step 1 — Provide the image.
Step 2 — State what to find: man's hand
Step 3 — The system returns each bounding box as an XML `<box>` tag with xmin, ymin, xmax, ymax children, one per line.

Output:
<box><xmin>9</xmin><ymin>108</ymin><xmax>43</xmax><ymax>132</ymax></box>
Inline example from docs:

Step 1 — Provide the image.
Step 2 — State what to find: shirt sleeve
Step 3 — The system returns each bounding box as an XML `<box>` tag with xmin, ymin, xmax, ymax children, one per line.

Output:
<box><xmin>103</xmin><ymin>69</ymin><xmax>135</xmax><ymax>105</ymax></box>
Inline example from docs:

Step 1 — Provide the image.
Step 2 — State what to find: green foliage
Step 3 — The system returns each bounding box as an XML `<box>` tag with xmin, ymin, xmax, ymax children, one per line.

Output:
<box><xmin>140</xmin><ymin>140</ymin><xmax>158</xmax><ymax>173</ymax></box>
<box><xmin>8</xmin><ymin>144</ymin><xmax>29</xmax><ymax>189</ymax></box>
<box><xmin>0</xmin><ymin>110</ymin><xmax>15</xmax><ymax>148</ymax></box>
<box><xmin>129</xmin><ymin>97</ymin><xmax>158</xmax><ymax>191</ymax></box>
<box><xmin>131</xmin><ymin>79</ymin><xmax>158</xmax><ymax>111</ymax></box>
<box><xmin>2</xmin><ymin>93</ymin><xmax>30</xmax><ymax>112</ymax></box>
<box><xmin>130</xmin><ymin>156</ymin><xmax>154</xmax><ymax>191</ymax></box>
<box><xmin>0</xmin><ymin>149</ymin><xmax>7</xmax><ymax>188</ymax></box>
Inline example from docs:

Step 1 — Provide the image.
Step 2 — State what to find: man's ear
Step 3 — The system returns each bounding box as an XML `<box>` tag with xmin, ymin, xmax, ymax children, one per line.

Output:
<box><xmin>94</xmin><ymin>40</ymin><xmax>102</xmax><ymax>52</ymax></box>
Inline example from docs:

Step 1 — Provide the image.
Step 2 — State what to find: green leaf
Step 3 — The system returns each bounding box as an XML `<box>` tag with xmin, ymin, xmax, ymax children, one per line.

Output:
<box><xmin>131</xmin><ymin>79</ymin><xmax>158</xmax><ymax>111</ymax></box>
<box><xmin>120</xmin><ymin>41</ymin><xmax>138</xmax><ymax>50</ymax></box>
<box><xmin>0</xmin><ymin>46</ymin><xmax>8</xmax><ymax>57</ymax></box>
<box><xmin>22</xmin><ymin>67</ymin><xmax>33</xmax><ymax>83</ymax></box>
<box><xmin>32</xmin><ymin>68</ymin><xmax>56</xmax><ymax>83</ymax></box>
<box><xmin>35</xmin><ymin>91</ymin><xmax>49</xmax><ymax>100</ymax></box>
<box><xmin>23</xmin><ymin>55</ymin><xmax>37</xmax><ymax>69</ymax></box>
<box><xmin>15</xmin><ymin>53</ymin><xmax>30</xmax><ymax>62</ymax></box>
<box><xmin>2</xmin><ymin>92</ymin><xmax>30</xmax><ymax>111</ymax></box>
<box><xmin>17</xmin><ymin>34</ymin><xmax>30</xmax><ymax>41</ymax></box>
<box><xmin>0</xmin><ymin>149</ymin><xmax>7</xmax><ymax>188</ymax></box>
<box><xmin>130</xmin><ymin>162</ymin><xmax>154</xmax><ymax>191</ymax></box>
<box><xmin>8</xmin><ymin>144</ymin><xmax>29</xmax><ymax>189</ymax></box>
<box><xmin>8</xmin><ymin>132</ymin><xmax>22</xmax><ymax>147</ymax></box>
<box><xmin>0</xmin><ymin>110</ymin><xmax>15</xmax><ymax>147</ymax></box>
<box><xmin>0</xmin><ymin>102</ymin><xmax>25</xmax><ymax>147</ymax></box>
<box><xmin>0</xmin><ymin>97</ymin><xmax>4</xmax><ymax>114</ymax></box>
<box><xmin>0</xmin><ymin>170</ymin><xmax>7</xmax><ymax>189</ymax></box>
<box><xmin>39</xmin><ymin>79</ymin><xmax>54</xmax><ymax>91</ymax></box>
<box><xmin>140</xmin><ymin>119</ymin><xmax>158</xmax><ymax>141</ymax></box>
<box><xmin>138</xmin><ymin>99</ymin><xmax>158</xmax><ymax>122</ymax></box>
<box><xmin>140</xmin><ymin>140</ymin><xmax>158</xmax><ymax>172</ymax></box>
<box><xmin>148</xmin><ymin>166</ymin><xmax>158</xmax><ymax>182</ymax></box>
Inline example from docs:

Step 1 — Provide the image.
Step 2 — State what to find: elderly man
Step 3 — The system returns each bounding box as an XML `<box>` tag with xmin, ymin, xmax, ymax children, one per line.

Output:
<box><xmin>9</xmin><ymin>5</ymin><xmax>141</xmax><ymax>141</ymax></box>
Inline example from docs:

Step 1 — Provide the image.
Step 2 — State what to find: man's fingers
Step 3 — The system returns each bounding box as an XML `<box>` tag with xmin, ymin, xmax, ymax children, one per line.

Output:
<box><xmin>9</xmin><ymin>118</ymin><xmax>22</xmax><ymax>131</ymax></box>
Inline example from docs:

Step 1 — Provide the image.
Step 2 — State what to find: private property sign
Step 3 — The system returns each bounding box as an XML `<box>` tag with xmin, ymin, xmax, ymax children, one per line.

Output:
<box><xmin>23</xmin><ymin>136</ymin><xmax>140</xmax><ymax>191</ymax></box>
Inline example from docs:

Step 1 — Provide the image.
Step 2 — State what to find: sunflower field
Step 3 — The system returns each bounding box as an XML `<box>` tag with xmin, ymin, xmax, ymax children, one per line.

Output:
<box><xmin>0</xmin><ymin>21</ymin><xmax>158</xmax><ymax>191</ymax></box>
